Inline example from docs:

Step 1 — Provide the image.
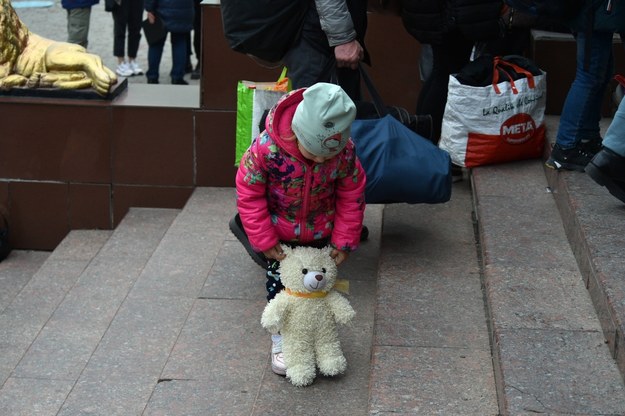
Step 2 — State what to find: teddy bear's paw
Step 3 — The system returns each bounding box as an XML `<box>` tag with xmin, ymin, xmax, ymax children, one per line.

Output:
<box><xmin>317</xmin><ymin>355</ymin><xmax>347</xmax><ymax>376</ymax></box>
<box><xmin>286</xmin><ymin>365</ymin><xmax>316</xmax><ymax>387</ymax></box>
<box><xmin>335</xmin><ymin>313</ymin><xmax>355</xmax><ymax>326</ymax></box>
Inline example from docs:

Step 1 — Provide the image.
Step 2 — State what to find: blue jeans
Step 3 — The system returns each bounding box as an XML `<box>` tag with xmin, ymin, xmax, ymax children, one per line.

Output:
<box><xmin>146</xmin><ymin>31</ymin><xmax>188</xmax><ymax>82</ymax></box>
<box><xmin>556</xmin><ymin>30</ymin><xmax>614</xmax><ymax>149</ymax></box>
<box><xmin>603</xmin><ymin>97</ymin><xmax>625</xmax><ymax>157</ymax></box>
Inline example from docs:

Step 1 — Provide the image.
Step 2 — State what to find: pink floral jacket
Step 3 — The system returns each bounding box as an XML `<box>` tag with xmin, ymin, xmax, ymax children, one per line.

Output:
<box><xmin>235</xmin><ymin>88</ymin><xmax>366</xmax><ymax>253</ymax></box>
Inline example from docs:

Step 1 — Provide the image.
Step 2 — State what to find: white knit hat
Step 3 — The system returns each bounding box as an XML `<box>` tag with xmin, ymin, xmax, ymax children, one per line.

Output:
<box><xmin>291</xmin><ymin>83</ymin><xmax>356</xmax><ymax>157</ymax></box>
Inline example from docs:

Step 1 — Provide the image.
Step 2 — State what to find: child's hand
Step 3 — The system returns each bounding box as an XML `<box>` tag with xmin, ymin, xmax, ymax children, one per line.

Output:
<box><xmin>330</xmin><ymin>249</ymin><xmax>349</xmax><ymax>265</ymax></box>
<box><xmin>263</xmin><ymin>244</ymin><xmax>287</xmax><ymax>261</ymax></box>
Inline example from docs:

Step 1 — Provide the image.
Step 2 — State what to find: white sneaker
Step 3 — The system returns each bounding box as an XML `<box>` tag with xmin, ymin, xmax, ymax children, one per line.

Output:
<box><xmin>129</xmin><ymin>61</ymin><xmax>144</xmax><ymax>76</ymax></box>
<box><xmin>271</xmin><ymin>334</ymin><xmax>286</xmax><ymax>376</ymax></box>
<box><xmin>115</xmin><ymin>61</ymin><xmax>133</xmax><ymax>77</ymax></box>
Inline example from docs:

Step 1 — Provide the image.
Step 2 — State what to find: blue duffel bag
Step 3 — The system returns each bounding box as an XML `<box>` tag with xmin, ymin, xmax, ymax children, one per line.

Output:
<box><xmin>351</xmin><ymin>66</ymin><xmax>452</xmax><ymax>205</ymax></box>
<box><xmin>351</xmin><ymin>114</ymin><xmax>452</xmax><ymax>204</ymax></box>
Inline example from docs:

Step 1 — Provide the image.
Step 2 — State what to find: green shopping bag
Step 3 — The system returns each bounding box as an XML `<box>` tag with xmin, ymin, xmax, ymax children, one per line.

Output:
<box><xmin>235</xmin><ymin>68</ymin><xmax>290</xmax><ymax>166</ymax></box>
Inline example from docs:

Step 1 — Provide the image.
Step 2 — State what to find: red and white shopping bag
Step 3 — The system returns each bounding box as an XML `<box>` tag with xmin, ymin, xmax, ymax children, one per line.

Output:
<box><xmin>439</xmin><ymin>56</ymin><xmax>546</xmax><ymax>168</ymax></box>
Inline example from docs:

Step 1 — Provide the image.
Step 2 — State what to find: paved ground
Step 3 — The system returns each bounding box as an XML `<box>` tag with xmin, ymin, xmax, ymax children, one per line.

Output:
<box><xmin>12</xmin><ymin>0</ymin><xmax>200</xmax><ymax>86</ymax></box>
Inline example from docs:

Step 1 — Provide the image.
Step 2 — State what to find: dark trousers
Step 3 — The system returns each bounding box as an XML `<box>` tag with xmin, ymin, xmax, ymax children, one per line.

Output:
<box><xmin>146</xmin><ymin>32</ymin><xmax>188</xmax><ymax>81</ymax></box>
<box><xmin>112</xmin><ymin>0</ymin><xmax>143</xmax><ymax>58</ymax></box>
<box><xmin>187</xmin><ymin>0</ymin><xmax>202</xmax><ymax>65</ymax></box>
<box><xmin>417</xmin><ymin>33</ymin><xmax>474</xmax><ymax>143</ymax></box>
<box><xmin>281</xmin><ymin>5</ymin><xmax>364</xmax><ymax>102</ymax></box>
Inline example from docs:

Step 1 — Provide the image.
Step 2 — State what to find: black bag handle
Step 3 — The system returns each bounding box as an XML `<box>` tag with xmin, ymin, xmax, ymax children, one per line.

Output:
<box><xmin>359</xmin><ymin>64</ymin><xmax>389</xmax><ymax>117</ymax></box>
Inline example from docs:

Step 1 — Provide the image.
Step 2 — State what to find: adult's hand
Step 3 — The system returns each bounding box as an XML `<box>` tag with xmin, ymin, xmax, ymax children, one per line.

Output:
<box><xmin>334</xmin><ymin>40</ymin><xmax>364</xmax><ymax>70</ymax></box>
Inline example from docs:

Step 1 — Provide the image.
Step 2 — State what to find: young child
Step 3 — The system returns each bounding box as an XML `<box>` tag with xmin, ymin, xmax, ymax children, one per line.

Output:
<box><xmin>231</xmin><ymin>82</ymin><xmax>366</xmax><ymax>376</ymax></box>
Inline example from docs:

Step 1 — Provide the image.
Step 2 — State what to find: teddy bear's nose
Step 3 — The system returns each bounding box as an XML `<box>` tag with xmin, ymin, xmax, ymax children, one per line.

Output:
<box><xmin>315</xmin><ymin>274</ymin><xmax>323</xmax><ymax>281</ymax></box>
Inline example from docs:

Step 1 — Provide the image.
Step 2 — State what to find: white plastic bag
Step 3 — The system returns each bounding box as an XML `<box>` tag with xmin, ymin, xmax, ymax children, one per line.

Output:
<box><xmin>439</xmin><ymin>57</ymin><xmax>547</xmax><ymax>168</ymax></box>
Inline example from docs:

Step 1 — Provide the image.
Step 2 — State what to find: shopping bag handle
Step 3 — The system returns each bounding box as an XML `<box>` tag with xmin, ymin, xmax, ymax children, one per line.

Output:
<box><xmin>492</xmin><ymin>56</ymin><xmax>535</xmax><ymax>94</ymax></box>
<box><xmin>496</xmin><ymin>57</ymin><xmax>535</xmax><ymax>88</ymax></box>
<box><xmin>359</xmin><ymin>64</ymin><xmax>389</xmax><ymax>117</ymax></box>
<box><xmin>492</xmin><ymin>63</ymin><xmax>518</xmax><ymax>94</ymax></box>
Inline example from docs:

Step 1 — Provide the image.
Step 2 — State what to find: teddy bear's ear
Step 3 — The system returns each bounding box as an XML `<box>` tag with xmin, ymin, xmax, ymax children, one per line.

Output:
<box><xmin>282</xmin><ymin>246</ymin><xmax>292</xmax><ymax>256</ymax></box>
<box><xmin>322</xmin><ymin>246</ymin><xmax>333</xmax><ymax>257</ymax></box>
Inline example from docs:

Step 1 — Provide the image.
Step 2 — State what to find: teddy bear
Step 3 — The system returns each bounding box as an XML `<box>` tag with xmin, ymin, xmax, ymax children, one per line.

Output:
<box><xmin>260</xmin><ymin>245</ymin><xmax>356</xmax><ymax>387</ymax></box>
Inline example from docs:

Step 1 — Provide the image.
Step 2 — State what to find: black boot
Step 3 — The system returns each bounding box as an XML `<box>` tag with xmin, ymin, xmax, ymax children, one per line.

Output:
<box><xmin>586</xmin><ymin>147</ymin><xmax>625</xmax><ymax>203</ymax></box>
<box><xmin>360</xmin><ymin>225</ymin><xmax>369</xmax><ymax>242</ymax></box>
<box><xmin>171</xmin><ymin>78</ymin><xmax>189</xmax><ymax>85</ymax></box>
<box><xmin>229</xmin><ymin>214</ymin><xmax>268</xmax><ymax>268</ymax></box>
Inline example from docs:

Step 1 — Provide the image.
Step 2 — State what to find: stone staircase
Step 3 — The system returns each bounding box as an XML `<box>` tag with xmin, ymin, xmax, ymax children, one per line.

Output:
<box><xmin>1</xmin><ymin>117</ymin><xmax>625</xmax><ymax>414</ymax></box>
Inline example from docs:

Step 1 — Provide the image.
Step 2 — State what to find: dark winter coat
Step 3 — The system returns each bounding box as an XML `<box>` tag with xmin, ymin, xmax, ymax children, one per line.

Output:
<box><xmin>61</xmin><ymin>0</ymin><xmax>99</xmax><ymax>9</ymax></box>
<box><xmin>570</xmin><ymin>0</ymin><xmax>625</xmax><ymax>34</ymax></box>
<box><xmin>144</xmin><ymin>0</ymin><xmax>194</xmax><ymax>33</ymax></box>
<box><xmin>400</xmin><ymin>0</ymin><xmax>503</xmax><ymax>45</ymax></box>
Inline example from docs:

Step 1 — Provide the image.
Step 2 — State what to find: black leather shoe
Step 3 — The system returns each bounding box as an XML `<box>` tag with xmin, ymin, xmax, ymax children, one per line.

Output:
<box><xmin>147</xmin><ymin>78</ymin><xmax>159</xmax><ymax>84</ymax></box>
<box><xmin>586</xmin><ymin>148</ymin><xmax>625</xmax><ymax>203</ymax></box>
<box><xmin>171</xmin><ymin>78</ymin><xmax>189</xmax><ymax>85</ymax></box>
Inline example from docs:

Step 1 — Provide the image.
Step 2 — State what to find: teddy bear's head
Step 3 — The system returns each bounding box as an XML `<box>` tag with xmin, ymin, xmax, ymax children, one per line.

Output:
<box><xmin>278</xmin><ymin>246</ymin><xmax>337</xmax><ymax>294</ymax></box>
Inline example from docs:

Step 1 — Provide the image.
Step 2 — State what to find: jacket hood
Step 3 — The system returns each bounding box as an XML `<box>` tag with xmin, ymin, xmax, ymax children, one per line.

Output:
<box><xmin>265</xmin><ymin>88</ymin><xmax>305</xmax><ymax>158</ymax></box>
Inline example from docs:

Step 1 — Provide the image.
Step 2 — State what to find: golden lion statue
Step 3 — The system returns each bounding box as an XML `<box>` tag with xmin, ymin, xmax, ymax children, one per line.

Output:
<box><xmin>0</xmin><ymin>0</ymin><xmax>117</xmax><ymax>96</ymax></box>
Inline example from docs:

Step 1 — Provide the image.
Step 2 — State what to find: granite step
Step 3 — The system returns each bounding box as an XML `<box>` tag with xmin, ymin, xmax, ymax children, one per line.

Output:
<box><xmin>473</xmin><ymin>157</ymin><xmax>625</xmax><ymax>415</ymax></box>
<box><xmin>369</xmin><ymin>180</ymin><xmax>499</xmax><ymax>415</ymax></box>
<box><xmin>542</xmin><ymin>116</ymin><xmax>625</xmax><ymax>400</ymax></box>
<box><xmin>0</xmin><ymin>249</ymin><xmax>50</xmax><ymax>314</ymax></box>
<box><xmin>0</xmin><ymin>230</ymin><xmax>112</xmax><ymax>390</ymax></box>
<box><xmin>0</xmin><ymin>208</ymin><xmax>179</xmax><ymax>415</ymax></box>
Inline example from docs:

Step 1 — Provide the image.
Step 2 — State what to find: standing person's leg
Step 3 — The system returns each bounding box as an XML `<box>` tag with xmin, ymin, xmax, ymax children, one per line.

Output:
<box><xmin>170</xmin><ymin>32</ymin><xmax>189</xmax><ymax>84</ymax></box>
<box><xmin>603</xmin><ymin>99</ymin><xmax>625</xmax><ymax>157</ymax></box>
<box><xmin>419</xmin><ymin>44</ymin><xmax>433</xmax><ymax>82</ymax></box>
<box><xmin>112</xmin><ymin>1</ymin><xmax>133</xmax><ymax>76</ymax></box>
<box><xmin>282</xmin><ymin>28</ymin><xmax>333</xmax><ymax>89</ymax></box>
<box><xmin>185</xmin><ymin>32</ymin><xmax>193</xmax><ymax>71</ymax></box>
<box><xmin>146</xmin><ymin>35</ymin><xmax>166</xmax><ymax>83</ymax></box>
<box><xmin>112</xmin><ymin>1</ymin><xmax>127</xmax><ymax>60</ymax></box>
<box><xmin>191</xmin><ymin>0</ymin><xmax>202</xmax><ymax>79</ymax></box>
<box><xmin>66</xmin><ymin>7</ymin><xmax>91</xmax><ymax>48</ymax></box>
<box><xmin>548</xmin><ymin>30</ymin><xmax>614</xmax><ymax>171</ymax></box>
<box><xmin>283</xmin><ymin>32</ymin><xmax>363</xmax><ymax>102</ymax></box>
<box><xmin>126</xmin><ymin>0</ymin><xmax>144</xmax><ymax>75</ymax></box>
<box><xmin>417</xmin><ymin>34</ymin><xmax>474</xmax><ymax>143</ymax></box>
<box><xmin>193</xmin><ymin>0</ymin><xmax>201</xmax><ymax>59</ymax></box>
<box><xmin>586</xmin><ymin>97</ymin><xmax>625</xmax><ymax>203</ymax></box>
